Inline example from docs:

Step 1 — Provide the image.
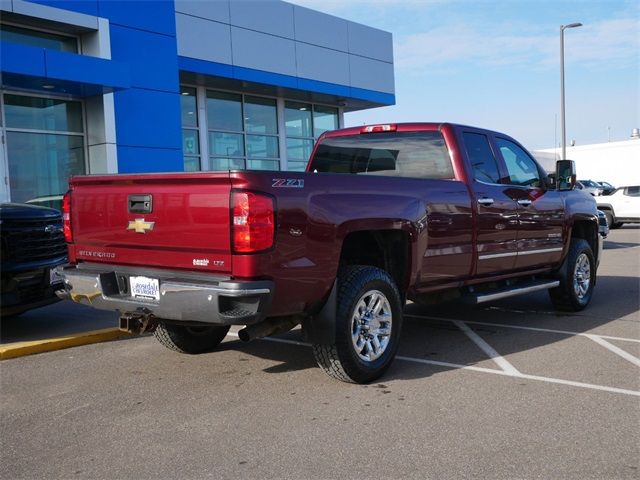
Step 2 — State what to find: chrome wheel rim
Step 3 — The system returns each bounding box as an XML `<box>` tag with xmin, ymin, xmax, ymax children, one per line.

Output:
<box><xmin>573</xmin><ymin>253</ymin><xmax>591</xmax><ymax>300</ymax></box>
<box><xmin>351</xmin><ymin>290</ymin><xmax>393</xmax><ymax>362</ymax></box>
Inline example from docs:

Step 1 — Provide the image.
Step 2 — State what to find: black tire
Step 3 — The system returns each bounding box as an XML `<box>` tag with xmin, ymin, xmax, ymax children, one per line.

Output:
<box><xmin>312</xmin><ymin>265</ymin><xmax>403</xmax><ymax>384</ymax></box>
<box><xmin>611</xmin><ymin>222</ymin><xmax>624</xmax><ymax>229</ymax></box>
<box><xmin>549</xmin><ymin>238</ymin><xmax>595</xmax><ymax>311</ymax></box>
<box><xmin>604</xmin><ymin>211</ymin><xmax>613</xmax><ymax>229</ymax></box>
<box><xmin>154</xmin><ymin>322</ymin><xmax>230</xmax><ymax>354</ymax></box>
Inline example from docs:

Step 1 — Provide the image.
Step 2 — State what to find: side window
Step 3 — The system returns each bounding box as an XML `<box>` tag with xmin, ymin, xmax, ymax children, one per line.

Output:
<box><xmin>496</xmin><ymin>137</ymin><xmax>542</xmax><ymax>187</ymax></box>
<box><xmin>462</xmin><ymin>132</ymin><xmax>501</xmax><ymax>184</ymax></box>
<box><xmin>624</xmin><ymin>186</ymin><xmax>640</xmax><ymax>197</ymax></box>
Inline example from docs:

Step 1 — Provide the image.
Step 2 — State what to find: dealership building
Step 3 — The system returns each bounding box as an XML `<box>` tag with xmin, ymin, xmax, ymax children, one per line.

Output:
<box><xmin>0</xmin><ymin>0</ymin><xmax>395</xmax><ymax>203</ymax></box>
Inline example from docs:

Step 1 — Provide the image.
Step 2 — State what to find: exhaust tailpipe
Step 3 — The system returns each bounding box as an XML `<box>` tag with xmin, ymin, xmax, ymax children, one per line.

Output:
<box><xmin>238</xmin><ymin>316</ymin><xmax>299</xmax><ymax>342</ymax></box>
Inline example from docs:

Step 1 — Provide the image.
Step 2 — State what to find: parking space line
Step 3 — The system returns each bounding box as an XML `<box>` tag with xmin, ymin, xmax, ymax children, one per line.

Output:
<box><xmin>226</xmin><ymin>332</ymin><xmax>640</xmax><ymax>397</ymax></box>
<box><xmin>452</xmin><ymin>320</ymin><xmax>521</xmax><ymax>375</ymax></box>
<box><xmin>404</xmin><ymin>314</ymin><xmax>640</xmax><ymax>343</ymax></box>
<box><xmin>585</xmin><ymin>334</ymin><xmax>640</xmax><ymax>367</ymax></box>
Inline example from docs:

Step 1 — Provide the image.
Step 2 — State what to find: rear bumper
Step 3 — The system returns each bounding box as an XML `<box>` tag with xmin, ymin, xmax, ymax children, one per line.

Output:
<box><xmin>56</xmin><ymin>263</ymin><xmax>273</xmax><ymax>325</ymax></box>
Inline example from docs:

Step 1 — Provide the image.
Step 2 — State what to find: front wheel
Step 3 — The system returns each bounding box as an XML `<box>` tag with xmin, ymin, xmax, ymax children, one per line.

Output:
<box><xmin>549</xmin><ymin>238</ymin><xmax>595</xmax><ymax>311</ymax></box>
<box><xmin>312</xmin><ymin>265</ymin><xmax>403</xmax><ymax>384</ymax></box>
<box><xmin>154</xmin><ymin>322</ymin><xmax>230</xmax><ymax>354</ymax></box>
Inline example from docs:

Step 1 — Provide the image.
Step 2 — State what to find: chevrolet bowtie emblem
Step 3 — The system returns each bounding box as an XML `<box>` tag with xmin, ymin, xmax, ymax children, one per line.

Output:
<box><xmin>127</xmin><ymin>218</ymin><xmax>155</xmax><ymax>234</ymax></box>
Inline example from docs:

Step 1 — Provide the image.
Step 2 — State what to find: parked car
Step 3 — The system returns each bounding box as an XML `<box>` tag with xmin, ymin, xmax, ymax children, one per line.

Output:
<box><xmin>57</xmin><ymin>122</ymin><xmax>601</xmax><ymax>384</ymax></box>
<box><xmin>597</xmin><ymin>210</ymin><xmax>609</xmax><ymax>238</ymax></box>
<box><xmin>597</xmin><ymin>181</ymin><xmax>616</xmax><ymax>196</ymax></box>
<box><xmin>1</xmin><ymin>203</ymin><xmax>68</xmax><ymax>317</ymax></box>
<box><xmin>596</xmin><ymin>186</ymin><xmax>640</xmax><ymax>228</ymax></box>
<box><xmin>578</xmin><ymin>179</ymin><xmax>604</xmax><ymax>196</ymax></box>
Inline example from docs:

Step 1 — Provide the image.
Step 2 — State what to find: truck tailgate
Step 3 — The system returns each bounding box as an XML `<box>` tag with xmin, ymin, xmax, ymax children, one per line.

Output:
<box><xmin>69</xmin><ymin>173</ymin><xmax>233</xmax><ymax>274</ymax></box>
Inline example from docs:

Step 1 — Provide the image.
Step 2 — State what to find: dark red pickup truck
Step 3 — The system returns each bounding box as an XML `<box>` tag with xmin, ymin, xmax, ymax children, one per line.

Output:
<box><xmin>57</xmin><ymin>123</ymin><xmax>601</xmax><ymax>383</ymax></box>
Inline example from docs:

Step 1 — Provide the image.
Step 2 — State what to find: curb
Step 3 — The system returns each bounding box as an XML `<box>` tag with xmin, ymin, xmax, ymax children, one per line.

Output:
<box><xmin>0</xmin><ymin>328</ymin><xmax>133</xmax><ymax>360</ymax></box>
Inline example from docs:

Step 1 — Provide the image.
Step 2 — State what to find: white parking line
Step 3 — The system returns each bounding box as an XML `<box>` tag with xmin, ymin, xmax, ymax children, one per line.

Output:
<box><xmin>452</xmin><ymin>320</ymin><xmax>521</xmax><ymax>375</ymax></box>
<box><xmin>585</xmin><ymin>334</ymin><xmax>640</xmax><ymax>367</ymax></box>
<box><xmin>404</xmin><ymin>314</ymin><xmax>640</xmax><ymax>344</ymax></box>
<box><xmin>226</xmin><ymin>332</ymin><xmax>640</xmax><ymax>397</ymax></box>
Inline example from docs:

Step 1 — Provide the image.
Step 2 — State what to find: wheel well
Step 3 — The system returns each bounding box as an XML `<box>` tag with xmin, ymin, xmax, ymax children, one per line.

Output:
<box><xmin>571</xmin><ymin>220</ymin><xmax>598</xmax><ymax>260</ymax></box>
<box><xmin>339</xmin><ymin>230</ymin><xmax>409</xmax><ymax>294</ymax></box>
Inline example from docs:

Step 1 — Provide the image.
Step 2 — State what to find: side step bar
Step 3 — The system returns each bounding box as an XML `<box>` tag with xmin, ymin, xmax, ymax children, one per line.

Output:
<box><xmin>465</xmin><ymin>280</ymin><xmax>560</xmax><ymax>304</ymax></box>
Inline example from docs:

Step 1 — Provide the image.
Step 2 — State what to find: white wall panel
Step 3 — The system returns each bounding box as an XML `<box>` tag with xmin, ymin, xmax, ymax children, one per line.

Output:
<box><xmin>296</xmin><ymin>43</ymin><xmax>349</xmax><ymax>85</ymax></box>
<box><xmin>230</xmin><ymin>0</ymin><xmax>294</xmax><ymax>39</ymax></box>
<box><xmin>231</xmin><ymin>27</ymin><xmax>296</xmax><ymax>76</ymax></box>
<box><xmin>293</xmin><ymin>5</ymin><xmax>348</xmax><ymax>52</ymax></box>
<box><xmin>176</xmin><ymin>13</ymin><xmax>232</xmax><ymax>64</ymax></box>
<box><xmin>350</xmin><ymin>55</ymin><xmax>395</xmax><ymax>93</ymax></box>
<box><xmin>175</xmin><ymin>0</ymin><xmax>230</xmax><ymax>23</ymax></box>
<box><xmin>348</xmin><ymin>22</ymin><xmax>393</xmax><ymax>63</ymax></box>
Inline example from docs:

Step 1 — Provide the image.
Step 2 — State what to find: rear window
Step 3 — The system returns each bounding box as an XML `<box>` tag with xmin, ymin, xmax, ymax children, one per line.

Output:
<box><xmin>308</xmin><ymin>131</ymin><xmax>454</xmax><ymax>180</ymax></box>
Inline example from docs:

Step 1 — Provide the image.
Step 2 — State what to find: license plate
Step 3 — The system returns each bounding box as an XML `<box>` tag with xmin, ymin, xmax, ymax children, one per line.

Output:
<box><xmin>50</xmin><ymin>268</ymin><xmax>64</xmax><ymax>285</ymax></box>
<box><xmin>130</xmin><ymin>276</ymin><xmax>160</xmax><ymax>301</ymax></box>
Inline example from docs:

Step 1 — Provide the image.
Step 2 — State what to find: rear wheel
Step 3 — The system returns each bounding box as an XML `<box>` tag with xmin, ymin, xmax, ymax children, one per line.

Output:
<box><xmin>312</xmin><ymin>265</ymin><xmax>403</xmax><ymax>384</ymax></box>
<box><xmin>154</xmin><ymin>322</ymin><xmax>230</xmax><ymax>354</ymax></box>
<box><xmin>549</xmin><ymin>238</ymin><xmax>595</xmax><ymax>311</ymax></box>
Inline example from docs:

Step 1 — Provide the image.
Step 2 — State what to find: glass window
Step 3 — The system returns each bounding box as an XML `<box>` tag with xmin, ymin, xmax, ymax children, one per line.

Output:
<box><xmin>246</xmin><ymin>159</ymin><xmax>279</xmax><ymax>171</ymax></box>
<box><xmin>244</xmin><ymin>96</ymin><xmax>277</xmax><ymax>135</ymax></box>
<box><xmin>4</xmin><ymin>95</ymin><xmax>83</xmax><ymax>132</ymax></box>
<box><xmin>309</xmin><ymin>131</ymin><xmax>454</xmax><ymax>179</ymax></box>
<box><xmin>463</xmin><ymin>132</ymin><xmax>501</xmax><ymax>184</ymax></box>
<box><xmin>180</xmin><ymin>87</ymin><xmax>198</xmax><ymax>128</ymax></box>
<box><xmin>209</xmin><ymin>158</ymin><xmax>246</xmax><ymax>171</ymax></box>
<box><xmin>247</xmin><ymin>135</ymin><xmax>279</xmax><ymax>159</ymax></box>
<box><xmin>286</xmin><ymin>138</ymin><xmax>314</xmax><ymax>162</ymax></box>
<box><xmin>3</xmin><ymin>93</ymin><xmax>85</xmax><ymax>203</ymax></box>
<box><xmin>182</xmin><ymin>129</ymin><xmax>199</xmax><ymax>155</ymax></box>
<box><xmin>624</xmin><ymin>186</ymin><xmax>640</xmax><ymax>197</ymax></box>
<box><xmin>313</xmin><ymin>106</ymin><xmax>338</xmax><ymax>138</ymax></box>
<box><xmin>0</xmin><ymin>24</ymin><xmax>77</xmax><ymax>53</ymax></box>
<box><xmin>209</xmin><ymin>132</ymin><xmax>245</xmax><ymax>157</ymax></box>
<box><xmin>7</xmin><ymin>132</ymin><xmax>84</xmax><ymax>203</ymax></box>
<box><xmin>206</xmin><ymin>91</ymin><xmax>242</xmax><ymax>132</ymax></box>
<box><xmin>285</xmin><ymin>102</ymin><xmax>312</xmax><ymax>137</ymax></box>
<box><xmin>496</xmin><ymin>137</ymin><xmax>542</xmax><ymax>187</ymax></box>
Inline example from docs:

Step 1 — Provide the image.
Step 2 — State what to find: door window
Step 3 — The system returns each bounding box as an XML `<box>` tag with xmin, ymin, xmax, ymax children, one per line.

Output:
<box><xmin>462</xmin><ymin>132</ymin><xmax>501</xmax><ymax>184</ymax></box>
<box><xmin>496</xmin><ymin>137</ymin><xmax>542</xmax><ymax>187</ymax></box>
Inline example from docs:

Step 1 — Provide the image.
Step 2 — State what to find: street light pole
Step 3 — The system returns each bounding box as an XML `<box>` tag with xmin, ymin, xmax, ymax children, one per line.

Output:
<box><xmin>560</xmin><ymin>22</ymin><xmax>582</xmax><ymax>160</ymax></box>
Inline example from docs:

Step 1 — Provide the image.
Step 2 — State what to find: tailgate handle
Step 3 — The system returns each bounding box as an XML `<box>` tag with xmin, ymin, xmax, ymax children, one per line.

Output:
<box><xmin>128</xmin><ymin>195</ymin><xmax>152</xmax><ymax>213</ymax></box>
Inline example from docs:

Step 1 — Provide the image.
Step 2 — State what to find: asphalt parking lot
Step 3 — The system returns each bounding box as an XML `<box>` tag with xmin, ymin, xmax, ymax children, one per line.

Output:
<box><xmin>1</xmin><ymin>227</ymin><xmax>639</xmax><ymax>480</ymax></box>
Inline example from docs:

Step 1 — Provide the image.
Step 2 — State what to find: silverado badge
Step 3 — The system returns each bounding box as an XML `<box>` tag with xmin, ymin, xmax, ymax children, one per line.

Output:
<box><xmin>127</xmin><ymin>218</ymin><xmax>155</xmax><ymax>234</ymax></box>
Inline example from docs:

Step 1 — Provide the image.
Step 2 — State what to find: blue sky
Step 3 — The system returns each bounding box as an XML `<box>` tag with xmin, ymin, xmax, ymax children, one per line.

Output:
<box><xmin>289</xmin><ymin>0</ymin><xmax>639</xmax><ymax>150</ymax></box>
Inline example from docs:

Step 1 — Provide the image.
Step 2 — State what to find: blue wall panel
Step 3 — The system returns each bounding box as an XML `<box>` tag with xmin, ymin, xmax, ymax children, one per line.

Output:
<box><xmin>113</xmin><ymin>88</ymin><xmax>182</xmax><ymax>150</ymax></box>
<box><xmin>0</xmin><ymin>42</ymin><xmax>46</xmax><ymax>77</ymax></box>
<box><xmin>109</xmin><ymin>25</ymin><xmax>179</xmax><ymax>93</ymax></box>
<box><xmin>97</xmin><ymin>0</ymin><xmax>176</xmax><ymax>36</ymax></box>
<box><xmin>117</xmin><ymin>146</ymin><xmax>183</xmax><ymax>173</ymax></box>
<box><xmin>45</xmin><ymin>50</ymin><xmax>130</xmax><ymax>89</ymax></box>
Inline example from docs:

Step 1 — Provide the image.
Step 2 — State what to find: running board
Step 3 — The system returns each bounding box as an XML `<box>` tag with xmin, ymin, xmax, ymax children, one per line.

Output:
<box><xmin>465</xmin><ymin>280</ymin><xmax>560</xmax><ymax>304</ymax></box>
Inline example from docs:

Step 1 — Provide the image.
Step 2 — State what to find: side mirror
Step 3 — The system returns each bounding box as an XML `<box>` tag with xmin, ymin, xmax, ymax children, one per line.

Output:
<box><xmin>555</xmin><ymin>160</ymin><xmax>576</xmax><ymax>191</ymax></box>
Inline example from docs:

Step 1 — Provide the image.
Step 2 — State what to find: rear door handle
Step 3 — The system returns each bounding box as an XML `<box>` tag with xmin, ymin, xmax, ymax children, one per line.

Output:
<box><xmin>477</xmin><ymin>197</ymin><xmax>495</xmax><ymax>206</ymax></box>
<box><xmin>517</xmin><ymin>199</ymin><xmax>532</xmax><ymax>207</ymax></box>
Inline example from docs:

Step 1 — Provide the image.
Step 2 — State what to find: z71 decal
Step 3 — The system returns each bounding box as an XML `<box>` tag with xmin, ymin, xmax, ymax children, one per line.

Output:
<box><xmin>272</xmin><ymin>178</ymin><xmax>304</xmax><ymax>188</ymax></box>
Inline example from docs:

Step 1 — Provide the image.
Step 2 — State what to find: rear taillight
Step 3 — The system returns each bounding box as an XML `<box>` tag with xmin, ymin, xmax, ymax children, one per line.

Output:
<box><xmin>62</xmin><ymin>191</ymin><xmax>72</xmax><ymax>243</ymax></box>
<box><xmin>361</xmin><ymin>124</ymin><xmax>397</xmax><ymax>134</ymax></box>
<box><xmin>232</xmin><ymin>191</ymin><xmax>275</xmax><ymax>253</ymax></box>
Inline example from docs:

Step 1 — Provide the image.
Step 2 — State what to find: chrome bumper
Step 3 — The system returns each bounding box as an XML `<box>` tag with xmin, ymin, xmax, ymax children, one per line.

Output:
<box><xmin>55</xmin><ymin>263</ymin><xmax>273</xmax><ymax>325</ymax></box>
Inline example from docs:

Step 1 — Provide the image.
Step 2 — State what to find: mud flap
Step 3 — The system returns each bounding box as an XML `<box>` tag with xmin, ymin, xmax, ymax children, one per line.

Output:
<box><xmin>302</xmin><ymin>280</ymin><xmax>337</xmax><ymax>345</ymax></box>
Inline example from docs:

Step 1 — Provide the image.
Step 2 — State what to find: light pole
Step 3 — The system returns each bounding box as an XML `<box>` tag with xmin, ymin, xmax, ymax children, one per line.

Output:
<box><xmin>560</xmin><ymin>22</ymin><xmax>582</xmax><ymax>160</ymax></box>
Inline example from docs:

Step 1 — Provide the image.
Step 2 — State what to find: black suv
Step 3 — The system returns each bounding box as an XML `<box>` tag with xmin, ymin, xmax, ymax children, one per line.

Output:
<box><xmin>1</xmin><ymin>203</ymin><xmax>67</xmax><ymax>317</ymax></box>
